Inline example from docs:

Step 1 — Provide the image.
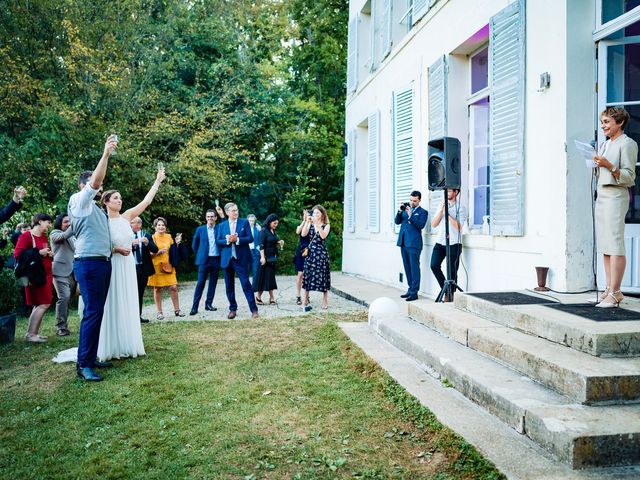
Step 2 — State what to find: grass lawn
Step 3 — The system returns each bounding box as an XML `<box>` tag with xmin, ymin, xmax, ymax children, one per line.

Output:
<box><xmin>0</xmin><ymin>312</ymin><xmax>504</xmax><ymax>479</ymax></box>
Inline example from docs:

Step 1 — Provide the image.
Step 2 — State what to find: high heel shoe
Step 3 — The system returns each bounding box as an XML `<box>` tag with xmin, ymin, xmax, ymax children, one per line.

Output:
<box><xmin>599</xmin><ymin>286</ymin><xmax>611</xmax><ymax>302</ymax></box>
<box><xmin>595</xmin><ymin>290</ymin><xmax>624</xmax><ymax>308</ymax></box>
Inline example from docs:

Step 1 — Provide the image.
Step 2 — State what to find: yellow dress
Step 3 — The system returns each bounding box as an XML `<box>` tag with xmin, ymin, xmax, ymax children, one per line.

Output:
<box><xmin>148</xmin><ymin>233</ymin><xmax>178</xmax><ymax>287</ymax></box>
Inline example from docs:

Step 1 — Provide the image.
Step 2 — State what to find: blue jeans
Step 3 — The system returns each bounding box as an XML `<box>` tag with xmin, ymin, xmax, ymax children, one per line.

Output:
<box><xmin>400</xmin><ymin>246</ymin><xmax>421</xmax><ymax>296</ymax></box>
<box><xmin>74</xmin><ymin>259</ymin><xmax>112</xmax><ymax>368</ymax></box>
<box><xmin>191</xmin><ymin>256</ymin><xmax>221</xmax><ymax>310</ymax></box>
<box><xmin>224</xmin><ymin>259</ymin><xmax>257</xmax><ymax>313</ymax></box>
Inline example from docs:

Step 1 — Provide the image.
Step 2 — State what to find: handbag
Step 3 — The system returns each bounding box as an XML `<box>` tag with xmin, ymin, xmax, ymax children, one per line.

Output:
<box><xmin>159</xmin><ymin>262</ymin><xmax>173</xmax><ymax>274</ymax></box>
<box><xmin>14</xmin><ymin>233</ymin><xmax>42</xmax><ymax>287</ymax></box>
<box><xmin>266</xmin><ymin>255</ymin><xmax>278</xmax><ymax>263</ymax></box>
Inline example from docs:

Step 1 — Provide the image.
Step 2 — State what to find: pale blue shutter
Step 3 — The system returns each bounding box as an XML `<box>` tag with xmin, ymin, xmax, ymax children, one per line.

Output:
<box><xmin>345</xmin><ymin>129</ymin><xmax>356</xmax><ymax>233</ymax></box>
<box><xmin>393</xmin><ymin>86</ymin><xmax>414</xmax><ymax>232</ymax></box>
<box><xmin>412</xmin><ymin>0</ymin><xmax>429</xmax><ymax>25</ymax></box>
<box><xmin>489</xmin><ymin>0</ymin><xmax>525</xmax><ymax>236</ymax></box>
<box><xmin>381</xmin><ymin>0</ymin><xmax>392</xmax><ymax>60</ymax></box>
<box><xmin>428</xmin><ymin>55</ymin><xmax>447</xmax><ymax>231</ymax></box>
<box><xmin>368</xmin><ymin>111</ymin><xmax>380</xmax><ymax>232</ymax></box>
<box><xmin>370</xmin><ymin>1</ymin><xmax>378</xmax><ymax>72</ymax></box>
<box><xmin>347</xmin><ymin>16</ymin><xmax>358</xmax><ymax>92</ymax></box>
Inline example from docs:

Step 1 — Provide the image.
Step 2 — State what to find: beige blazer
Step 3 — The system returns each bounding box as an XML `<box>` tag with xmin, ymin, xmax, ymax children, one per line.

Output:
<box><xmin>50</xmin><ymin>227</ymin><xmax>75</xmax><ymax>277</ymax></box>
<box><xmin>597</xmin><ymin>134</ymin><xmax>638</xmax><ymax>188</ymax></box>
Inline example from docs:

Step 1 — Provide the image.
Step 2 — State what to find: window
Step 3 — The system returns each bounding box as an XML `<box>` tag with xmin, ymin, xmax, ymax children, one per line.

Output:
<box><xmin>598</xmin><ymin>16</ymin><xmax>640</xmax><ymax>223</ymax></box>
<box><xmin>468</xmin><ymin>47</ymin><xmax>490</xmax><ymax>227</ymax></box>
<box><xmin>370</xmin><ymin>0</ymin><xmax>392</xmax><ymax>71</ymax></box>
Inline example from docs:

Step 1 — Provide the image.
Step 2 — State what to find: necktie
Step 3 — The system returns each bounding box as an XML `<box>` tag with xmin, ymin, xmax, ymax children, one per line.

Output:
<box><xmin>230</xmin><ymin>222</ymin><xmax>237</xmax><ymax>258</ymax></box>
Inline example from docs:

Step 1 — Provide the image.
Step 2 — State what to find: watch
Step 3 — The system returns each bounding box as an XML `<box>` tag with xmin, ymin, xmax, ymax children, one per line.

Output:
<box><xmin>610</xmin><ymin>166</ymin><xmax>618</xmax><ymax>173</ymax></box>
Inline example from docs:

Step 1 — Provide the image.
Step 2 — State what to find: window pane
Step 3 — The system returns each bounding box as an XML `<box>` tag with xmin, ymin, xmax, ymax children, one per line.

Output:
<box><xmin>607</xmin><ymin>42</ymin><xmax>640</xmax><ymax>103</ymax></box>
<box><xmin>470</xmin><ymin>101</ymin><xmax>490</xmax><ymax>226</ymax></box>
<box><xmin>602</xmin><ymin>0</ymin><xmax>640</xmax><ymax>24</ymax></box>
<box><xmin>471</xmin><ymin>47</ymin><xmax>489</xmax><ymax>94</ymax></box>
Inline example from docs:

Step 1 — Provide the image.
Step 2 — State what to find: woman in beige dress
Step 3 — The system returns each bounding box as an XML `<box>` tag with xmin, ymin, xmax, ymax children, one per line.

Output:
<box><xmin>593</xmin><ymin>107</ymin><xmax>638</xmax><ymax>308</ymax></box>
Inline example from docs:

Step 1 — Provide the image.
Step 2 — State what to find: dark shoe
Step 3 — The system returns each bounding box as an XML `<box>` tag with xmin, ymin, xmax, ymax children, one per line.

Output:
<box><xmin>140</xmin><ymin>317</ymin><xmax>150</xmax><ymax>323</ymax></box>
<box><xmin>204</xmin><ymin>305</ymin><xmax>217</xmax><ymax>311</ymax></box>
<box><xmin>296</xmin><ymin>296</ymin><xmax>302</xmax><ymax>305</ymax></box>
<box><xmin>175</xmin><ymin>310</ymin><xmax>186</xmax><ymax>317</ymax></box>
<box><xmin>94</xmin><ymin>361</ymin><xmax>113</xmax><ymax>368</ymax></box>
<box><xmin>56</xmin><ymin>328</ymin><xmax>71</xmax><ymax>337</ymax></box>
<box><xmin>255</xmin><ymin>297</ymin><xmax>264</xmax><ymax>306</ymax></box>
<box><xmin>189</xmin><ymin>308</ymin><xmax>198</xmax><ymax>316</ymax></box>
<box><xmin>227</xmin><ymin>311</ymin><xmax>237</xmax><ymax>319</ymax></box>
<box><xmin>405</xmin><ymin>295</ymin><xmax>418</xmax><ymax>302</ymax></box>
<box><xmin>400</xmin><ymin>293</ymin><xmax>410</xmax><ymax>298</ymax></box>
<box><xmin>77</xmin><ymin>367</ymin><xmax>103</xmax><ymax>382</ymax></box>
<box><xmin>251</xmin><ymin>311</ymin><xmax>259</xmax><ymax>319</ymax></box>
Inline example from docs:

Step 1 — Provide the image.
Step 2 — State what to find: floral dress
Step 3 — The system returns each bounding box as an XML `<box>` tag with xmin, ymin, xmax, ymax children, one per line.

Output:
<box><xmin>302</xmin><ymin>224</ymin><xmax>331</xmax><ymax>292</ymax></box>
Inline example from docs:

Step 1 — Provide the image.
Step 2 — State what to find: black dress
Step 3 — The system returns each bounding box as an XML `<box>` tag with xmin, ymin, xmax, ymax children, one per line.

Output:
<box><xmin>253</xmin><ymin>228</ymin><xmax>279</xmax><ymax>292</ymax></box>
<box><xmin>302</xmin><ymin>224</ymin><xmax>331</xmax><ymax>292</ymax></box>
<box><xmin>293</xmin><ymin>229</ymin><xmax>311</xmax><ymax>273</ymax></box>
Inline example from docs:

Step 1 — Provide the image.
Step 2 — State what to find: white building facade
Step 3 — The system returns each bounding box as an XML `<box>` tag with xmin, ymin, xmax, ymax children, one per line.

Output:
<box><xmin>343</xmin><ymin>0</ymin><xmax>640</xmax><ymax>295</ymax></box>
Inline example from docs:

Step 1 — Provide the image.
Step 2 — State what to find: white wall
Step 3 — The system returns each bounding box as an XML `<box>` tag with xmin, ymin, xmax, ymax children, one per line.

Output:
<box><xmin>344</xmin><ymin>0</ymin><xmax>593</xmax><ymax>295</ymax></box>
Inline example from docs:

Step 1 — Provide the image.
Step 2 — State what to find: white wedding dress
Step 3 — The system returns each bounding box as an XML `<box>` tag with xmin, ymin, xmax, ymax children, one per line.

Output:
<box><xmin>97</xmin><ymin>216</ymin><xmax>145</xmax><ymax>361</ymax></box>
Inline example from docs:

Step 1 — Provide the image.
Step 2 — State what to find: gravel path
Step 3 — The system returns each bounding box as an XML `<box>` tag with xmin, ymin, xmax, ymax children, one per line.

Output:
<box><xmin>142</xmin><ymin>274</ymin><xmax>366</xmax><ymax>322</ymax></box>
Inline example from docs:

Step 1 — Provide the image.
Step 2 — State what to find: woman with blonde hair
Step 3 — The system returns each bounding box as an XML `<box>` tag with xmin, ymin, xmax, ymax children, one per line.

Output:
<box><xmin>592</xmin><ymin>107</ymin><xmax>638</xmax><ymax>308</ymax></box>
<box><xmin>301</xmin><ymin>205</ymin><xmax>331</xmax><ymax>311</ymax></box>
<box><xmin>148</xmin><ymin>216</ymin><xmax>185</xmax><ymax>319</ymax></box>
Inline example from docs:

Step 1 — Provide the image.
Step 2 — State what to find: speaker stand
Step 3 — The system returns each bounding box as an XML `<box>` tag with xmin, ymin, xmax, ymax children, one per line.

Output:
<box><xmin>435</xmin><ymin>188</ymin><xmax>464</xmax><ymax>303</ymax></box>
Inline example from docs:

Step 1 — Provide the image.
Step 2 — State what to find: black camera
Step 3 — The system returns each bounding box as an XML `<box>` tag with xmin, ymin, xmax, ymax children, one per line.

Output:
<box><xmin>307</xmin><ymin>209</ymin><xmax>313</xmax><ymax>216</ymax></box>
<box><xmin>399</xmin><ymin>202</ymin><xmax>410</xmax><ymax>211</ymax></box>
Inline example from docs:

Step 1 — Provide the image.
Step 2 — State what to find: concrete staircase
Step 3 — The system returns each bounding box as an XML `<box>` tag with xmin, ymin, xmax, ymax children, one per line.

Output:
<box><xmin>371</xmin><ymin>292</ymin><xmax>640</xmax><ymax>470</ymax></box>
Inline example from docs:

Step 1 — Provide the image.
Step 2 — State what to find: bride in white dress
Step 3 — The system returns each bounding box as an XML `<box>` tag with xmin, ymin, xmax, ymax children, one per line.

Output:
<box><xmin>97</xmin><ymin>169</ymin><xmax>166</xmax><ymax>361</ymax></box>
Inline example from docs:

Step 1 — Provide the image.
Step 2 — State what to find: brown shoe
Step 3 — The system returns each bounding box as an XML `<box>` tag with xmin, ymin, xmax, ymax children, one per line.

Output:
<box><xmin>251</xmin><ymin>311</ymin><xmax>259</xmax><ymax>319</ymax></box>
<box><xmin>227</xmin><ymin>311</ymin><xmax>237</xmax><ymax>319</ymax></box>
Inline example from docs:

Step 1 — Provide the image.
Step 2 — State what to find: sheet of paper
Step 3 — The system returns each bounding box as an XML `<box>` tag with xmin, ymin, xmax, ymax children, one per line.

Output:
<box><xmin>574</xmin><ymin>140</ymin><xmax>596</xmax><ymax>168</ymax></box>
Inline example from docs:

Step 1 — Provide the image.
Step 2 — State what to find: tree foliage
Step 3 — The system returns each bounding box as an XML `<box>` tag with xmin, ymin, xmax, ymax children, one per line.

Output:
<box><xmin>0</xmin><ymin>0</ymin><xmax>347</xmax><ymax>269</ymax></box>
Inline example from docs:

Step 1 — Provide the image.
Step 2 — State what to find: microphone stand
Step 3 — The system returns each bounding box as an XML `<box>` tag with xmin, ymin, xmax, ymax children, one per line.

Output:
<box><xmin>435</xmin><ymin>188</ymin><xmax>463</xmax><ymax>303</ymax></box>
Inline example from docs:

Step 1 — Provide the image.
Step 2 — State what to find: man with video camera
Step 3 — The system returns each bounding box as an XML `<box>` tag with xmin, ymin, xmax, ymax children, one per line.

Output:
<box><xmin>395</xmin><ymin>190</ymin><xmax>428</xmax><ymax>301</ymax></box>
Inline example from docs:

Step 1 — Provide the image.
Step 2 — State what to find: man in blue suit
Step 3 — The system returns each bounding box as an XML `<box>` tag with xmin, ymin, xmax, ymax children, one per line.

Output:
<box><xmin>395</xmin><ymin>190</ymin><xmax>428</xmax><ymax>301</ymax></box>
<box><xmin>216</xmin><ymin>202</ymin><xmax>259</xmax><ymax>319</ymax></box>
<box><xmin>190</xmin><ymin>208</ymin><xmax>223</xmax><ymax>315</ymax></box>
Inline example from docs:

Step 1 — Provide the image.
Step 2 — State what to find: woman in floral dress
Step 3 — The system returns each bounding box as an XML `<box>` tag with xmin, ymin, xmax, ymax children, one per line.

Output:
<box><xmin>301</xmin><ymin>205</ymin><xmax>331</xmax><ymax>310</ymax></box>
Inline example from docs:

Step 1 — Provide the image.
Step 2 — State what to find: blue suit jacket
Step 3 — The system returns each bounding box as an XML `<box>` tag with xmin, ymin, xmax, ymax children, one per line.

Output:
<box><xmin>215</xmin><ymin>218</ymin><xmax>253</xmax><ymax>268</ymax></box>
<box><xmin>192</xmin><ymin>224</ymin><xmax>219</xmax><ymax>266</ymax></box>
<box><xmin>395</xmin><ymin>205</ymin><xmax>428</xmax><ymax>250</ymax></box>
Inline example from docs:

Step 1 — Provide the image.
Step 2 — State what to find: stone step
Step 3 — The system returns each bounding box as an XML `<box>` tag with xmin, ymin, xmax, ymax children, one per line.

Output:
<box><xmin>454</xmin><ymin>291</ymin><xmax>640</xmax><ymax>357</ymax></box>
<box><xmin>371</xmin><ymin>313</ymin><xmax>640</xmax><ymax>468</ymax></box>
<box><xmin>408</xmin><ymin>300</ymin><xmax>640</xmax><ymax>404</ymax></box>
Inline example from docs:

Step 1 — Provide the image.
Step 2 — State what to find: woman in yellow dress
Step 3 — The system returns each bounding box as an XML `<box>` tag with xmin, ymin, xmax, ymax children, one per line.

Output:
<box><xmin>148</xmin><ymin>217</ymin><xmax>186</xmax><ymax>319</ymax></box>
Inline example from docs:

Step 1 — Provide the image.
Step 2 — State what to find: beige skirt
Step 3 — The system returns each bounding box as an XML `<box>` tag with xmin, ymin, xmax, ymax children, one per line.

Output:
<box><xmin>595</xmin><ymin>185</ymin><xmax>629</xmax><ymax>255</ymax></box>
